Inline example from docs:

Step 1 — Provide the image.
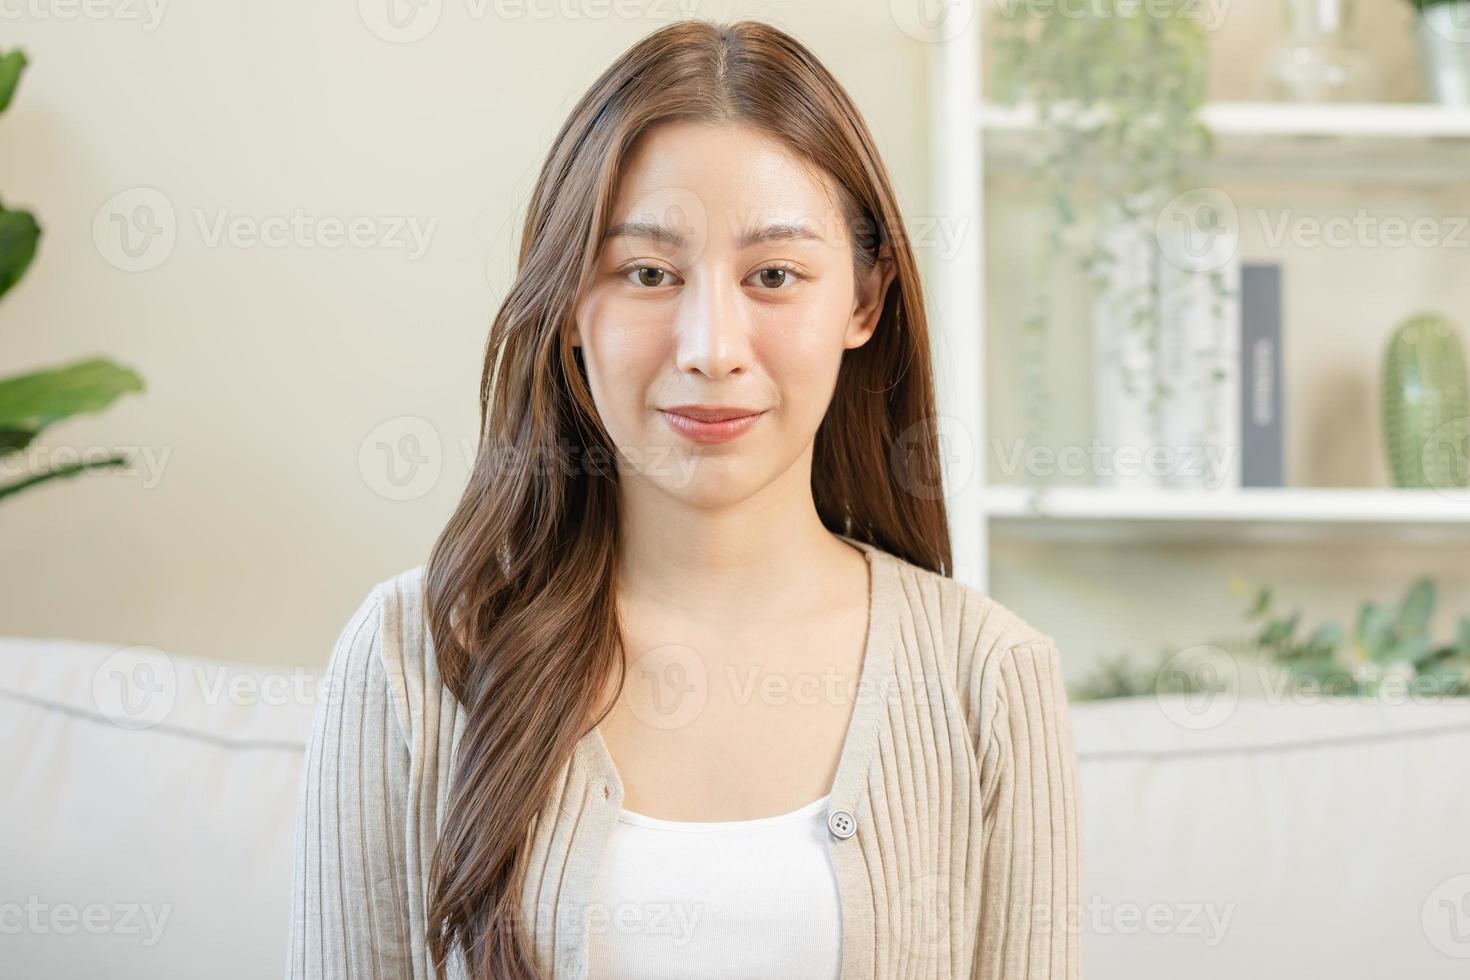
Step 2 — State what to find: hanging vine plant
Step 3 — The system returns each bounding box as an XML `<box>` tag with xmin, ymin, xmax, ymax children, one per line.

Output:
<box><xmin>991</xmin><ymin>2</ymin><xmax>1231</xmax><ymax>493</ymax></box>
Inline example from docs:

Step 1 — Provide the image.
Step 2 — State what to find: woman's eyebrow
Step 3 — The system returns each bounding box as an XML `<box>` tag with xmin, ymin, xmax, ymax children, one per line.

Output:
<box><xmin>602</xmin><ymin>219</ymin><xmax>825</xmax><ymax>250</ymax></box>
<box><xmin>603</xmin><ymin>219</ymin><xmax>688</xmax><ymax>249</ymax></box>
<box><xmin>735</xmin><ymin>222</ymin><xmax>825</xmax><ymax>248</ymax></box>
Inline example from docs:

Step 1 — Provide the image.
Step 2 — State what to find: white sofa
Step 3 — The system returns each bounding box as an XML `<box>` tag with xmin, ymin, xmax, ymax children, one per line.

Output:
<box><xmin>4</xmin><ymin>636</ymin><xmax>1470</xmax><ymax>979</ymax></box>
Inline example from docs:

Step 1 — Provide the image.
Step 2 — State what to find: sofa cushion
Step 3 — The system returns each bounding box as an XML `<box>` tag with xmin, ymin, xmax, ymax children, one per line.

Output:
<box><xmin>0</xmin><ymin>636</ymin><xmax>317</xmax><ymax>979</ymax></box>
<box><xmin>1071</xmin><ymin>692</ymin><xmax>1470</xmax><ymax>980</ymax></box>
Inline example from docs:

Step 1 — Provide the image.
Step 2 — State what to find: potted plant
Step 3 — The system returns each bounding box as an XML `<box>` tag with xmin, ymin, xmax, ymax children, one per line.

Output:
<box><xmin>0</xmin><ymin>48</ymin><xmax>143</xmax><ymax>501</ymax></box>
<box><xmin>1408</xmin><ymin>0</ymin><xmax>1470</xmax><ymax>105</ymax></box>
<box><xmin>1068</xmin><ymin>575</ymin><xmax>1470</xmax><ymax>701</ymax></box>
<box><xmin>991</xmin><ymin>3</ymin><xmax>1232</xmax><ymax>494</ymax></box>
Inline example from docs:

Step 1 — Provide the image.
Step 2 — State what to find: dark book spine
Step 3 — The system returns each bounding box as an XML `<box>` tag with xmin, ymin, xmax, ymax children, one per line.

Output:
<box><xmin>1240</xmin><ymin>264</ymin><xmax>1284</xmax><ymax>487</ymax></box>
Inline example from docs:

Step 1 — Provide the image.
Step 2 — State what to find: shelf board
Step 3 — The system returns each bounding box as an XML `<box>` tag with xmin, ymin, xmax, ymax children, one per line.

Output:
<box><xmin>985</xmin><ymin>485</ymin><xmax>1470</xmax><ymax>544</ymax></box>
<box><xmin>979</xmin><ymin>101</ymin><xmax>1470</xmax><ymax>182</ymax></box>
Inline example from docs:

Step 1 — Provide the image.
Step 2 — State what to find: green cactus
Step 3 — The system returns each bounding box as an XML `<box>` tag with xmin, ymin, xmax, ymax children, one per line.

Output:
<box><xmin>1381</xmin><ymin>312</ymin><xmax>1470</xmax><ymax>489</ymax></box>
<box><xmin>0</xmin><ymin>48</ymin><xmax>144</xmax><ymax>502</ymax></box>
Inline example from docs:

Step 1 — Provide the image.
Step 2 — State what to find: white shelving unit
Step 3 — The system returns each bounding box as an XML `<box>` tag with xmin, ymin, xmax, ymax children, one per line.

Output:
<box><xmin>986</xmin><ymin>485</ymin><xmax>1470</xmax><ymax>544</ymax></box>
<box><xmin>927</xmin><ymin>16</ymin><xmax>1470</xmax><ymax>591</ymax></box>
<box><xmin>979</xmin><ymin>101</ymin><xmax>1470</xmax><ymax>182</ymax></box>
<box><xmin>979</xmin><ymin>100</ymin><xmax>1470</xmax><ymax>139</ymax></box>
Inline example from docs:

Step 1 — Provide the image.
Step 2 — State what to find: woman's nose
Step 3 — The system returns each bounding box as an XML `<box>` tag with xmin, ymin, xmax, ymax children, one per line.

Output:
<box><xmin>674</xmin><ymin>274</ymin><xmax>752</xmax><ymax>379</ymax></box>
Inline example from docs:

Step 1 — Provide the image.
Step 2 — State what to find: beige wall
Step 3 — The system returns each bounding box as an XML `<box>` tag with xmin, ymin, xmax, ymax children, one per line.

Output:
<box><xmin>0</xmin><ymin>2</ymin><xmax>931</xmax><ymax>667</ymax></box>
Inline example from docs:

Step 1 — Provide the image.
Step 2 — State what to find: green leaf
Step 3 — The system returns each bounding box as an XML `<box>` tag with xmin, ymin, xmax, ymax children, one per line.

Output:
<box><xmin>0</xmin><ymin>427</ymin><xmax>30</xmax><ymax>453</ymax></box>
<box><xmin>0</xmin><ymin>202</ymin><xmax>41</xmax><ymax>301</ymax></box>
<box><xmin>1287</xmin><ymin>657</ymin><xmax>1356</xmax><ymax>693</ymax></box>
<box><xmin>1356</xmin><ymin>603</ymin><xmax>1396</xmax><ymax>662</ymax></box>
<box><xmin>1416</xmin><ymin>658</ymin><xmax>1470</xmax><ymax>697</ymax></box>
<box><xmin>0</xmin><ymin>48</ymin><xmax>25</xmax><ymax>114</ymax></box>
<box><xmin>0</xmin><ymin>357</ymin><xmax>144</xmax><ymax>454</ymax></box>
<box><xmin>0</xmin><ymin>453</ymin><xmax>128</xmax><ymax>502</ymax></box>
<box><xmin>1394</xmin><ymin>634</ymin><xmax>1432</xmax><ymax>667</ymax></box>
<box><xmin>1259</xmin><ymin>608</ymin><xmax>1301</xmax><ymax>651</ymax></box>
<box><xmin>1397</xmin><ymin>577</ymin><xmax>1436</xmax><ymax>637</ymax></box>
<box><xmin>1304</xmin><ymin>623</ymin><xmax>1344</xmax><ymax>659</ymax></box>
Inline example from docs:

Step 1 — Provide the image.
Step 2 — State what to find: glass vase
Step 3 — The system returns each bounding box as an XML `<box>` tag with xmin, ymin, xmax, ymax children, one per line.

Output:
<box><xmin>1263</xmin><ymin>0</ymin><xmax>1381</xmax><ymax>103</ymax></box>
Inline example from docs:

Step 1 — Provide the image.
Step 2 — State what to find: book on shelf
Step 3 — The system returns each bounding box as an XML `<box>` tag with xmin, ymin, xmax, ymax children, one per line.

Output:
<box><xmin>1239</xmin><ymin>263</ymin><xmax>1285</xmax><ymax>488</ymax></box>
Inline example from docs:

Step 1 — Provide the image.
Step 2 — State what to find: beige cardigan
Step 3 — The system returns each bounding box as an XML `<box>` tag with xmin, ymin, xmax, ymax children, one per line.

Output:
<box><xmin>288</xmin><ymin>535</ymin><xmax>1083</xmax><ymax>979</ymax></box>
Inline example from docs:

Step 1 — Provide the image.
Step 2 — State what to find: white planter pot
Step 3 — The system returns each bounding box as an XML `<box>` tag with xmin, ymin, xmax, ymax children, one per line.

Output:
<box><xmin>1419</xmin><ymin>2</ymin><xmax>1470</xmax><ymax>106</ymax></box>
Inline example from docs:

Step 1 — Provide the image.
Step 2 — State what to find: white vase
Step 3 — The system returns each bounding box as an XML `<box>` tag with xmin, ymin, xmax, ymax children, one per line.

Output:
<box><xmin>1092</xmin><ymin>197</ymin><xmax>1162</xmax><ymax>490</ymax></box>
<box><xmin>1419</xmin><ymin>2</ymin><xmax>1470</xmax><ymax>106</ymax></box>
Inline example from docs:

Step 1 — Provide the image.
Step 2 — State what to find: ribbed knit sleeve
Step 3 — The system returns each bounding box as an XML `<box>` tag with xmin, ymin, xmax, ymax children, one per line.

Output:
<box><xmin>974</xmin><ymin>636</ymin><xmax>1083</xmax><ymax>980</ymax></box>
<box><xmin>287</xmin><ymin>589</ymin><xmax>417</xmax><ymax>980</ymax></box>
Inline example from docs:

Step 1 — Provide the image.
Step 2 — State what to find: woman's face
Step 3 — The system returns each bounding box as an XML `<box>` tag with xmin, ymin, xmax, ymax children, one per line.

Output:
<box><xmin>572</xmin><ymin>121</ymin><xmax>895</xmax><ymax>510</ymax></box>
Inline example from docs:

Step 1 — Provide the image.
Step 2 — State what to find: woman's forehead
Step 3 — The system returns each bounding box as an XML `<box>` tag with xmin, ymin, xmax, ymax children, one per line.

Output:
<box><xmin>607</xmin><ymin>122</ymin><xmax>846</xmax><ymax>245</ymax></box>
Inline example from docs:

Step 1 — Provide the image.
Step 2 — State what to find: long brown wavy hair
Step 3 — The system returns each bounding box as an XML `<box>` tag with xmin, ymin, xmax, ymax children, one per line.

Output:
<box><xmin>423</xmin><ymin>17</ymin><xmax>951</xmax><ymax>979</ymax></box>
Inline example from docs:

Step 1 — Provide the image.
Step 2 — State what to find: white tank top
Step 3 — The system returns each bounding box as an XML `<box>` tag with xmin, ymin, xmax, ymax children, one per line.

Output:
<box><xmin>584</xmin><ymin>793</ymin><xmax>843</xmax><ymax>980</ymax></box>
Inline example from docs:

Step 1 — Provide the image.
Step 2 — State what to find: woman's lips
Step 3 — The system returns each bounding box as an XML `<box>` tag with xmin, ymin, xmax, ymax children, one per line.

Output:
<box><xmin>659</xmin><ymin>408</ymin><xmax>766</xmax><ymax>444</ymax></box>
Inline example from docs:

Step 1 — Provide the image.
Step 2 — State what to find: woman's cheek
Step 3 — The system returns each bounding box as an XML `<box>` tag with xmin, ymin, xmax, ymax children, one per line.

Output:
<box><xmin>768</xmin><ymin>303</ymin><xmax>849</xmax><ymax>389</ymax></box>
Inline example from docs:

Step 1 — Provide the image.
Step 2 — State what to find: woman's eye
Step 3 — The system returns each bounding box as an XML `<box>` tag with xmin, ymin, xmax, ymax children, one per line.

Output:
<box><xmin>620</xmin><ymin>264</ymin><xmax>802</xmax><ymax>289</ymax></box>
<box><xmin>752</xmin><ymin>265</ymin><xmax>802</xmax><ymax>290</ymax></box>
<box><xmin>628</xmin><ymin>266</ymin><xmax>670</xmax><ymax>288</ymax></box>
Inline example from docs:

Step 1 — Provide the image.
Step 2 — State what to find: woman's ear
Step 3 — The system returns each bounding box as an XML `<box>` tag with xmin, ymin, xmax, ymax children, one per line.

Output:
<box><xmin>844</xmin><ymin>246</ymin><xmax>897</xmax><ymax>350</ymax></box>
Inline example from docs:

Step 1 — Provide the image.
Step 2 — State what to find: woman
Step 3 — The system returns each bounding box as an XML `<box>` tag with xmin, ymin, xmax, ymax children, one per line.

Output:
<box><xmin>289</xmin><ymin>18</ymin><xmax>1080</xmax><ymax>980</ymax></box>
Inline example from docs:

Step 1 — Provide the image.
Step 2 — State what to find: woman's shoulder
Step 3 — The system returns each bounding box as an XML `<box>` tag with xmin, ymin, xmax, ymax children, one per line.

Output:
<box><xmin>866</xmin><ymin>543</ymin><xmax>1064</xmax><ymax>714</ymax></box>
<box><xmin>326</xmin><ymin>564</ymin><xmax>456</xmax><ymax>748</ymax></box>
<box><xmin>868</xmin><ymin>542</ymin><xmax>1055</xmax><ymax>649</ymax></box>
